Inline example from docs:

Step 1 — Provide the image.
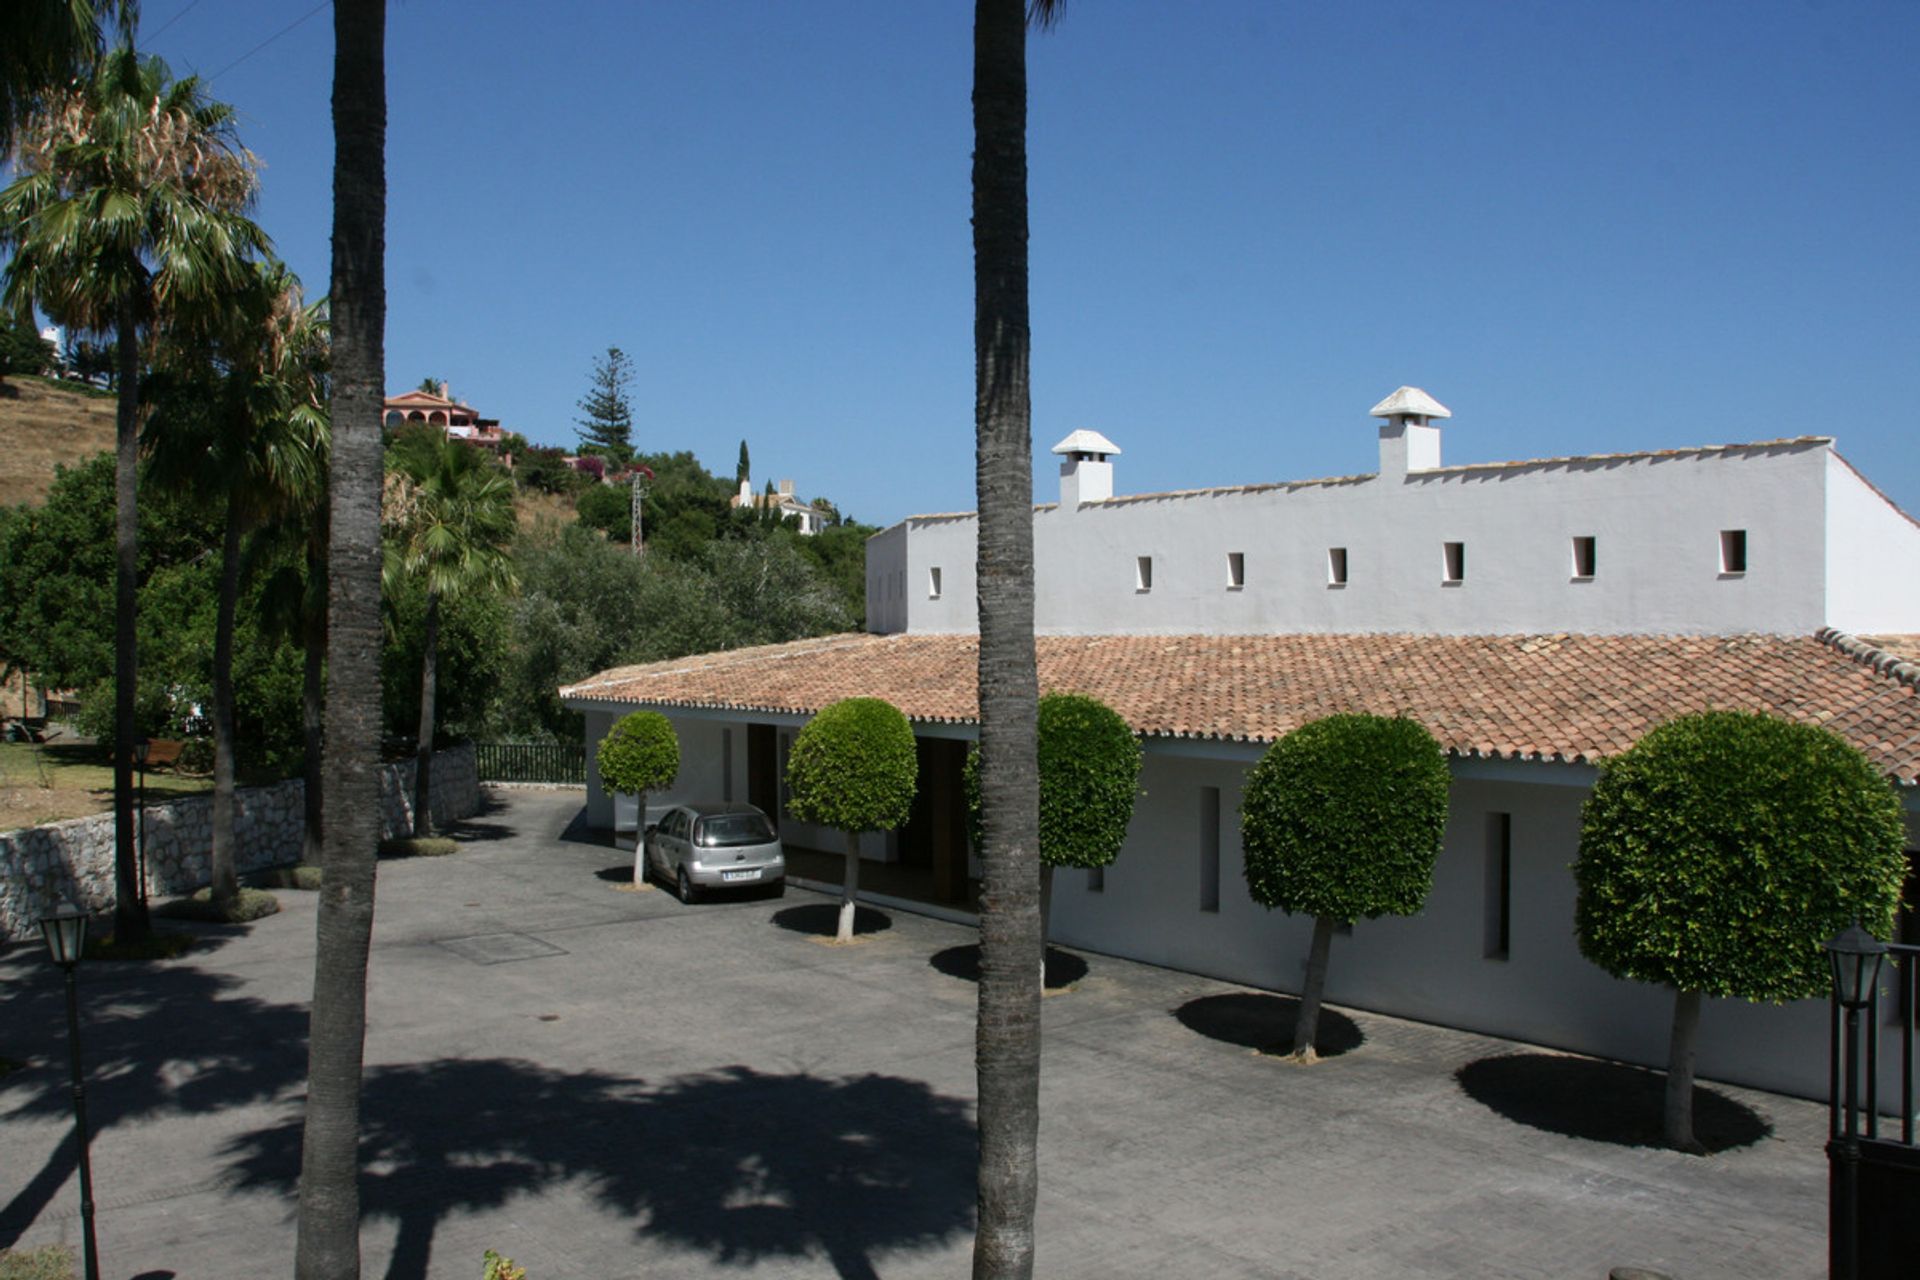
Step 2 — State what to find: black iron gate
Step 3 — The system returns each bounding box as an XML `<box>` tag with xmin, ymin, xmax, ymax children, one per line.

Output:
<box><xmin>475</xmin><ymin>741</ymin><xmax>586</xmax><ymax>785</ymax></box>
<box><xmin>1830</xmin><ymin>940</ymin><xmax>1919</xmax><ymax>1279</ymax></box>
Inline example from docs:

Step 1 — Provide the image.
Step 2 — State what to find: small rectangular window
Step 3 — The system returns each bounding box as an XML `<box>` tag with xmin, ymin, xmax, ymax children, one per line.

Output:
<box><xmin>1571</xmin><ymin>536</ymin><xmax>1596</xmax><ymax>579</ymax></box>
<box><xmin>1136</xmin><ymin>555</ymin><xmax>1153</xmax><ymax>592</ymax></box>
<box><xmin>1327</xmin><ymin>547</ymin><xmax>1348</xmax><ymax>587</ymax></box>
<box><xmin>1226</xmin><ymin>552</ymin><xmax>1245</xmax><ymax>590</ymax></box>
<box><xmin>1443</xmin><ymin>541</ymin><xmax>1465</xmax><ymax>584</ymax></box>
<box><xmin>1720</xmin><ymin>529</ymin><xmax>1747</xmax><ymax>575</ymax></box>
<box><xmin>1087</xmin><ymin>865</ymin><xmax>1105</xmax><ymax>892</ymax></box>
<box><xmin>1484</xmin><ymin>812</ymin><xmax>1511</xmax><ymax>960</ymax></box>
<box><xmin>1199</xmin><ymin>786</ymin><xmax>1220</xmax><ymax>913</ymax></box>
<box><xmin>928</xmin><ymin>566</ymin><xmax>942</xmax><ymax>599</ymax></box>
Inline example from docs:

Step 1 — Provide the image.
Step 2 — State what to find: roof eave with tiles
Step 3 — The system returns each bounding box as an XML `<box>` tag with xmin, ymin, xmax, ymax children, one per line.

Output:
<box><xmin>560</xmin><ymin>629</ymin><xmax>1920</xmax><ymax>787</ymax></box>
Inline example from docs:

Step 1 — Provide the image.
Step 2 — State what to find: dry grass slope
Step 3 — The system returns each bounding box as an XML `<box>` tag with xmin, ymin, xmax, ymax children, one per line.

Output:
<box><xmin>0</xmin><ymin>377</ymin><xmax>116</xmax><ymax>507</ymax></box>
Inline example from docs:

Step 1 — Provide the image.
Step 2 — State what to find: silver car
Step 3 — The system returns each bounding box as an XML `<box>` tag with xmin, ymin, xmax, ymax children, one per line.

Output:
<box><xmin>644</xmin><ymin>802</ymin><xmax>785</xmax><ymax>903</ymax></box>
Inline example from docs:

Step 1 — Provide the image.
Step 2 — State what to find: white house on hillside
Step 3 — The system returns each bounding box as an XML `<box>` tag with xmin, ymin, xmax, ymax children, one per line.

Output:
<box><xmin>563</xmin><ymin>387</ymin><xmax>1920</xmax><ymax>1101</ymax></box>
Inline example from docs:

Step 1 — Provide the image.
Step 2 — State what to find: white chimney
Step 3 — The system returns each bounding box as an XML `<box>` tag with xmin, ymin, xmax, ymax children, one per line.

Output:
<box><xmin>1051</xmin><ymin>429</ymin><xmax>1122</xmax><ymax>508</ymax></box>
<box><xmin>1370</xmin><ymin>386</ymin><xmax>1450</xmax><ymax>479</ymax></box>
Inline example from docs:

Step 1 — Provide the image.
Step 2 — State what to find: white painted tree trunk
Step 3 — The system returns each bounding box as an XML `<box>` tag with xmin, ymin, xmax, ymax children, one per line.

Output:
<box><xmin>629</xmin><ymin>790</ymin><xmax>647</xmax><ymax>886</ymax></box>
<box><xmin>837</xmin><ymin>828</ymin><xmax>861</xmax><ymax>943</ymax></box>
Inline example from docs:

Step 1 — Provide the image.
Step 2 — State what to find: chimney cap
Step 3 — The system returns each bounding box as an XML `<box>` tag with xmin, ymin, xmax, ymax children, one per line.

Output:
<box><xmin>1050</xmin><ymin>429</ymin><xmax>1122</xmax><ymax>457</ymax></box>
<box><xmin>1369</xmin><ymin>386</ymin><xmax>1451</xmax><ymax>421</ymax></box>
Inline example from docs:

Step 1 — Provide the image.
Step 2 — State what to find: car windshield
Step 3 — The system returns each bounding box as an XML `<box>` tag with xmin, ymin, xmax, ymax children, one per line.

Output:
<box><xmin>695</xmin><ymin>813</ymin><xmax>775</xmax><ymax>847</ymax></box>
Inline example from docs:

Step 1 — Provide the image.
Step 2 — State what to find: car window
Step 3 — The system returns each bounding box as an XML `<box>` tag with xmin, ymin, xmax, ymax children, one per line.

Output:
<box><xmin>695</xmin><ymin>812</ymin><xmax>776</xmax><ymax>848</ymax></box>
<box><xmin>669</xmin><ymin>810</ymin><xmax>689</xmax><ymax>839</ymax></box>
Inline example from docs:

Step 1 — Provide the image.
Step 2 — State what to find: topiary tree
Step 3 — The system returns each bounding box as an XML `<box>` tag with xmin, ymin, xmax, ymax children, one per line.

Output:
<box><xmin>786</xmin><ymin>696</ymin><xmax>918</xmax><ymax>943</ymax></box>
<box><xmin>1574</xmin><ymin>709</ymin><xmax>1906</xmax><ymax>1152</ymax></box>
<box><xmin>596</xmin><ymin>710</ymin><xmax>679</xmax><ymax>885</ymax></box>
<box><xmin>1241</xmin><ymin>713</ymin><xmax>1450</xmax><ymax>1062</ymax></box>
<box><xmin>965</xmin><ymin>691</ymin><xmax>1143</xmax><ymax>956</ymax></box>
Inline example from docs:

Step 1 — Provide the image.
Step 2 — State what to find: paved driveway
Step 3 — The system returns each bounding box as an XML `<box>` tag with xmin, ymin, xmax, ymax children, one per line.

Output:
<box><xmin>0</xmin><ymin>787</ymin><xmax>1827</xmax><ymax>1279</ymax></box>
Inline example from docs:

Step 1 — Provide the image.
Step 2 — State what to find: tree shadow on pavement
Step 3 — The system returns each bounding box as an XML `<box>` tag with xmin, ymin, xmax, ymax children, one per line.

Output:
<box><xmin>770</xmin><ymin>903</ymin><xmax>893</xmax><ymax>937</ymax></box>
<box><xmin>928</xmin><ymin>943</ymin><xmax>1088</xmax><ymax>991</ymax></box>
<box><xmin>1454</xmin><ymin>1052</ymin><xmax>1771</xmax><ymax>1152</ymax></box>
<box><xmin>0</xmin><ymin>946</ymin><xmax>309</xmax><ymax>1248</ymax></box>
<box><xmin>1173</xmin><ymin>992</ymin><xmax>1365</xmax><ymax>1060</ymax></box>
<box><xmin>221</xmin><ymin>1059</ymin><xmax>976</xmax><ymax>1280</ymax></box>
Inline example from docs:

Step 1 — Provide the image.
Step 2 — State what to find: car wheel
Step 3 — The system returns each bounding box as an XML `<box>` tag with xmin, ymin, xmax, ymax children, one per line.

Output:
<box><xmin>676</xmin><ymin>866</ymin><xmax>696</xmax><ymax>904</ymax></box>
<box><xmin>768</xmin><ymin>880</ymin><xmax>785</xmax><ymax>900</ymax></box>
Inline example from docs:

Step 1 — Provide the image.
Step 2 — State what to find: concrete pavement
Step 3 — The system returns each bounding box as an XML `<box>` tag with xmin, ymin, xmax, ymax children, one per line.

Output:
<box><xmin>0</xmin><ymin>787</ymin><xmax>1828</xmax><ymax>1278</ymax></box>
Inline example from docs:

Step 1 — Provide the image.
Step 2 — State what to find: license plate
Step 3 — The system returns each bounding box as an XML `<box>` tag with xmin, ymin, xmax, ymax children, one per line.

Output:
<box><xmin>721</xmin><ymin>869</ymin><xmax>758</xmax><ymax>882</ymax></box>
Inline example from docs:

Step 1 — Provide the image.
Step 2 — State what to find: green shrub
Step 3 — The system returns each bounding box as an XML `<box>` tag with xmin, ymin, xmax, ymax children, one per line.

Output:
<box><xmin>0</xmin><ymin>1244</ymin><xmax>77</xmax><ymax>1280</ymax></box>
<box><xmin>785</xmin><ymin>697</ymin><xmax>917</xmax><ymax>834</ymax></box>
<box><xmin>1240</xmin><ymin>714</ymin><xmax>1451</xmax><ymax>921</ymax></box>
<box><xmin>1575</xmin><ymin>710</ymin><xmax>1906</xmax><ymax>1003</ymax></box>
<box><xmin>249</xmin><ymin>863</ymin><xmax>323</xmax><ymax>890</ymax></box>
<box><xmin>377</xmin><ymin>836</ymin><xmax>459</xmax><ymax>859</ymax></box>
<box><xmin>82</xmin><ymin>930</ymin><xmax>194</xmax><ymax>961</ymax></box>
<box><xmin>482</xmin><ymin>1250</ymin><xmax>526</xmax><ymax>1280</ymax></box>
<box><xmin>964</xmin><ymin>691</ymin><xmax>1142</xmax><ymax>869</ymax></box>
<box><xmin>595</xmin><ymin>710</ymin><xmax>679</xmax><ymax>797</ymax></box>
<box><xmin>160</xmin><ymin>886</ymin><xmax>281</xmax><ymax>923</ymax></box>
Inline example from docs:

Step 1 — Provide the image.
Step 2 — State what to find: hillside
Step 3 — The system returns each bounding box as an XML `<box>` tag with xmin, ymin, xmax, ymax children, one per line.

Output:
<box><xmin>0</xmin><ymin>377</ymin><xmax>117</xmax><ymax>507</ymax></box>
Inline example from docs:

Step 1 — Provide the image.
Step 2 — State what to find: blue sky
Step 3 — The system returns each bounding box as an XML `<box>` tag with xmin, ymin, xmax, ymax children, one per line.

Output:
<box><xmin>120</xmin><ymin>0</ymin><xmax>1920</xmax><ymax>528</ymax></box>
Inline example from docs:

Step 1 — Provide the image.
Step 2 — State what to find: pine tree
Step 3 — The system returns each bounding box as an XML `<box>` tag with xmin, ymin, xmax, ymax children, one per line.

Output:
<box><xmin>575</xmin><ymin>346</ymin><xmax>635</xmax><ymax>462</ymax></box>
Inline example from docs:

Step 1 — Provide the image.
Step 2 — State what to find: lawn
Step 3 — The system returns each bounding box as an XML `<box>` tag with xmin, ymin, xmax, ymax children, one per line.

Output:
<box><xmin>0</xmin><ymin>739</ymin><xmax>213</xmax><ymax>832</ymax></box>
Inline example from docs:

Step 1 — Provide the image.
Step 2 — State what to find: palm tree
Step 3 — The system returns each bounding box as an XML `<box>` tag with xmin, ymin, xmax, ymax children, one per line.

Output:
<box><xmin>1</xmin><ymin>47</ymin><xmax>267</xmax><ymax>943</ymax></box>
<box><xmin>0</xmin><ymin>0</ymin><xmax>136</xmax><ymax>156</ymax></box>
<box><xmin>296</xmin><ymin>0</ymin><xmax>386</xmax><ymax>1273</ymax></box>
<box><xmin>971</xmin><ymin>2</ymin><xmax>1059</xmax><ymax>1276</ymax></box>
<box><xmin>145</xmin><ymin>261</ymin><xmax>328</xmax><ymax>909</ymax></box>
<box><xmin>383</xmin><ymin>429</ymin><xmax>516</xmax><ymax>837</ymax></box>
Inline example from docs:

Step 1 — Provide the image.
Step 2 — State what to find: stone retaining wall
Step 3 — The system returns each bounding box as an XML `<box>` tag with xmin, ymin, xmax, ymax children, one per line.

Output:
<box><xmin>0</xmin><ymin>742</ymin><xmax>479</xmax><ymax>941</ymax></box>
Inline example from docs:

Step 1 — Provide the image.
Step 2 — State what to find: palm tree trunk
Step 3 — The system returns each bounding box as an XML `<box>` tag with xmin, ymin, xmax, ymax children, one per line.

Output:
<box><xmin>111</xmin><ymin>298</ymin><xmax>148</xmax><ymax>941</ymax></box>
<box><xmin>1665</xmin><ymin>986</ymin><xmax>1705</xmax><ymax>1153</ymax></box>
<box><xmin>296</xmin><ymin>1</ymin><xmax>385</xmax><ymax>1275</ymax></box>
<box><xmin>208</xmin><ymin>490</ymin><xmax>244</xmax><ymax>906</ymax></box>
<box><xmin>301</xmin><ymin>531</ymin><xmax>326</xmax><ymax>867</ymax></box>
<box><xmin>972</xmin><ymin>1</ymin><xmax>1043</xmax><ymax>1274</ymax></box>
<box><xmin>410</xmin><ymin>589</ymin><xmax>439</xmax><ymax>838</ymax></box>
<box><xmin>837</xmin><ymin>828</ymin><xmax>862</xmax><ymax>943</ymax></box>
<box><xmin>1291</xmin><ymin>915</ymin><xmax>1338</xmax><ymax>1063</ymax></box>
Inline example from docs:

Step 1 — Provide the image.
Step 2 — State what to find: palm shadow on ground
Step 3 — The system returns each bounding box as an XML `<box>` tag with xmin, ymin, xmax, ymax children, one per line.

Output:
<box><xmin>771</xmin><ymin>903</ymin><xmax>893</xmax><ymax>937</ymax></box>
<box><xmin>928</xmin><ymin>943</ymin><xmax>1088</xmax><ymax>991</ymax></box>
<box><xmin>222</xmin><ymin>1059</ymin><xmax>976</xmax><ymax>1280</ymax></box>
<box><xmin>441</xmin><ymin>790</ymin><xmax>515</xmax><ymax>844</ymax></box>
<box><xmin>0</xmin><ymin>932</ymin><xmax>308</xmax><ymax>1249</ymax></box>
<box><xmin>1454</xmin><ymin>1052</ymin><xmax>1772</xmax><ymax>1152</ymax></box>
<box><xmin>1173</xmin><ymin>992</ymin><xmax>1365</xmax><ymax>1059</ymax></box>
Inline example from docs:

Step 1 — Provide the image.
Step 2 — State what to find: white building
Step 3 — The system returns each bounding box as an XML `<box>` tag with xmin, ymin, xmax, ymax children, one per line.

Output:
<box><xmin>732</xmin><ymin>477</ymin><xmax>829</xmax><ymax>535</ymax></box>
<box><xmin>564</xmin><ymin>388</ymin><xmax>1920</xmax><ymax>1100</ymax></box>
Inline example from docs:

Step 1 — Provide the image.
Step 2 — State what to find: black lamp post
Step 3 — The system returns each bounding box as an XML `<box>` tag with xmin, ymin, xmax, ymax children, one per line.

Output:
<box><xmin>38</xmin><ymin>902</ymin><xmax>101</xmax><ymax>1280</ymax></box>
<box><xmin>1825</xmin><ymin>922</ymin><xmax>1886</xmax><ymax>1280</ymax></box>
<box><xmin>132</xmin><ymin>736</ymin><xmax>150</xmax><ymax>911</ymax></box>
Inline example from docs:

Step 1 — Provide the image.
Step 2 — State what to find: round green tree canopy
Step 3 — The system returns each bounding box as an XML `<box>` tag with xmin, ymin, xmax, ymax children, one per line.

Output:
<box><xmin>964</xmin><ymin>691</ymin><xmax>1143</xmax><ymax>869</ymax></box>
<box><xmin>1240</xmin><ymin>713</ymin><xmax>1450</xmax><ymax>921</ymax></box>
<box><xmin>1574</xmin><ymin>710</ymin><xmax>1905</xmax><ymax>1003</ymax></box>
<box><xmin>785</xmin><ymin>696</ymin><xmax>917</xmax><ymax>834</ymax></box>
<box><xmin>596</xmin><ymin>710</ymin><xmax>679</xmax><ymax>796</ymax></box>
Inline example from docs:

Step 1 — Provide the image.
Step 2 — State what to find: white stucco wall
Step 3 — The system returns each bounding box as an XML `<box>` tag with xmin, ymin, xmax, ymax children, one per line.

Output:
<box><xmin>1047</xmin><ymin>746</ymin><xmax>1919</xmax><ymax>1101</ymax></box>
<box><xmin>584</xmin><ymin>711</ymin><xmax>741</xmax><ymax>833</ymax></box>
<box><xmin>881</xmin><ymin>440</ymin><xmax>1837</xmax><ymax>637</ymax></box>
<box><xmin>1824</xmin><ymin>451</ymin><xmax>1920</xmax><ymax>635</ymax></box>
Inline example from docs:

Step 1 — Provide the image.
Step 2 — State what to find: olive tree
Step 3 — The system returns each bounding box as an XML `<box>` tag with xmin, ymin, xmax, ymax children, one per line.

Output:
<box><xmin>965</xmin><ymin>691</ymin><xmax>1143</xmax><ymax>953</ymax></box>
<box><xmin>1241</xmin><ymin>714</ymin><xmax>1450</xmax><ymax>1062</ymax></box>
<box><xmin>786</xmin><ymin>696</ymin><xmax>918</xmax><ymax>943</ymax></box>
<box><xmin>1575</xmin><ymin>710</ymin><xmax>1905</xmax><ymax>1152</ymax></box>
<box><xmin>596</xmin><ymin>710</ymin><xmax>679</xmax><ymax>885</ymax></box>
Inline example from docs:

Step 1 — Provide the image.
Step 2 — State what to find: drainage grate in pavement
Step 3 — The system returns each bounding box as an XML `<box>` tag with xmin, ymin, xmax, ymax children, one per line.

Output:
<box><xmin>435</xmin><ymin>932</ymin><xmax>569</xmax><ymax>965</ymax></box>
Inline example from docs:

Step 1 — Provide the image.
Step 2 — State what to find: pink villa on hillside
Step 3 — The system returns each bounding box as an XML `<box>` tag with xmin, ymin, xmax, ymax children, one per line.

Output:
<box><xmin>383</xmin><ymin>382</ymin><xmax>507</xmax><ymax>451</ymax></box>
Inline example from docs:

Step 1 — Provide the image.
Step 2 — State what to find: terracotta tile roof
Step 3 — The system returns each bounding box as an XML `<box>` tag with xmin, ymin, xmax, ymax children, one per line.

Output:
<box><xmin>561</xmin><ymin>629</ymin><xmax>1920</xmax><ymax>786</ymax></box>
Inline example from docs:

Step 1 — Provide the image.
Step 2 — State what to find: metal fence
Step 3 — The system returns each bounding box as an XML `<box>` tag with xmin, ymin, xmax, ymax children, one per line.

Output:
<box><xmin>474</xmin><ymin>741</ymin><xmax>586</xmax><ymax>785</ymax></box>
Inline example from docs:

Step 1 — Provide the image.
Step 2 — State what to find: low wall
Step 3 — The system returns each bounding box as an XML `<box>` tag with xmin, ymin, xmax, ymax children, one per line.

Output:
<box><xmin>0</xmin><ymin>742</ymin><xmax>479</xmax><ymax>941</ymax></box>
